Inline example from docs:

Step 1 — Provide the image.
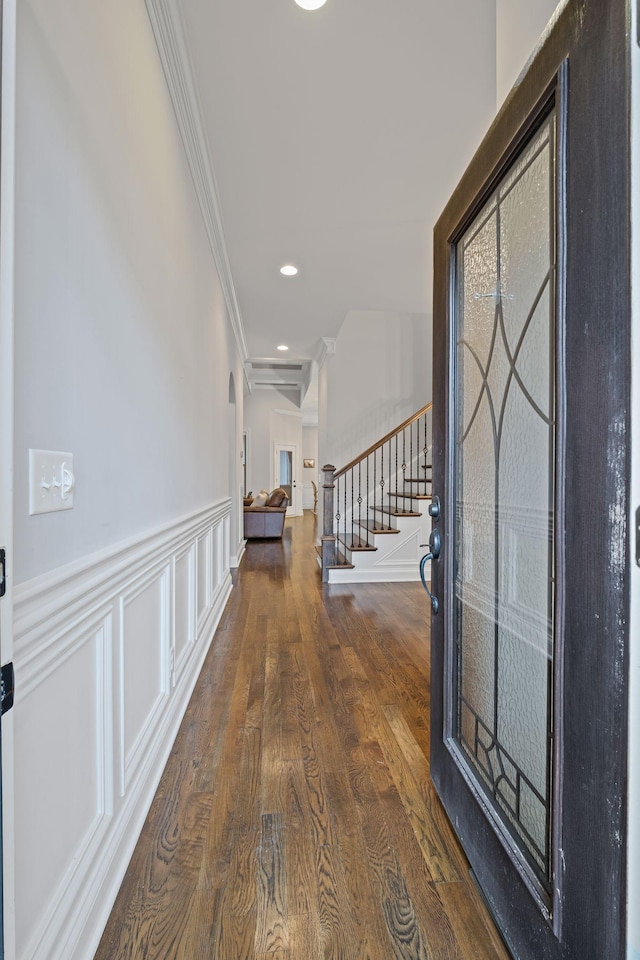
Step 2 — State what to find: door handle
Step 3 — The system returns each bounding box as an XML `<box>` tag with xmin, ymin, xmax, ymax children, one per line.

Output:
<box><xmin>419</xmin><ymin>528</ymin><xmax>441</xmax><ymax>614</ymax></box>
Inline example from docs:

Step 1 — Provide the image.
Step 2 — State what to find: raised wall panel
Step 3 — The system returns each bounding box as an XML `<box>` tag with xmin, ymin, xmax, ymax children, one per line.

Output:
<box><xmin>224</xmin><ymin>515</ymin><xmax>230</xmax><ymax>570</ymax></box>
<box><xmin>174</xmin><ymin>544</ymin><xmax>196</xmax><ymax>679</ymax></box>
<box><xmin>214</xmin><ymin>522</ymin><xmax>224</xmax><ymax>587</ymax></box>
<box><xmin>119</xmin><ymin>566</ymin><xmax>170</xmax><ymax>794</ymax></box>
<box><xmin>15</xmin><ymin>614</ymin><xmax>112</xmax><ymax>959</ymax></box>
<box><xmin>12</xmin><ymin>501</ymin><xmax>232</xmax><ymax>960</ymax></box>
<box><xmin>197</xmin><ymin>530</ymin><xmax>212</xmax><ymax>622</ymax></box>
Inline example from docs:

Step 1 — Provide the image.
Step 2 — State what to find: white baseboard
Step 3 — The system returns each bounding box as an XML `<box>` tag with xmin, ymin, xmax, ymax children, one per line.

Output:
<box><xmin>327</xmin><ymin>562</ymin><xmax>427</xmax><ymax>584</ymax></box>
<box><xmin>230</xmin><ymin>539</ymin><xmax>246</xmax><ymax>568</ymax></box>
<box><xmin>12</xmin><ymin>500</ymin><xmax>233</xmax><ymax>960</ymax></box>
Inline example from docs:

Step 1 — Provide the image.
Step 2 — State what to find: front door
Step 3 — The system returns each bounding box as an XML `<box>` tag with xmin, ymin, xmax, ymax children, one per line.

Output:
<box><xmin>430</xmin><ymin>2</ymin><xmax>630</xmax><ymax>958</ymax></box>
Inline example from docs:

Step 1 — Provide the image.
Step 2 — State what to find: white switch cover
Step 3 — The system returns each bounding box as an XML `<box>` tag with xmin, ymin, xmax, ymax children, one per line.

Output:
<box><xmin>29</xmin><ymin>450</ymin><xmax>75</xmax><ymax>515</ymax></box>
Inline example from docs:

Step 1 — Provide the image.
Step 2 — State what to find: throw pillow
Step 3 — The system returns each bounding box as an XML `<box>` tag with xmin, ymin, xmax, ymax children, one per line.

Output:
<box><xmin>252</xmin><ymin>492</ymin><xmax>268</xmax><ymax>507</ymax></box>
<box><xmin>266</xmin><ymin>488</ymin><xmax>287</xmax><ymax>508</ymax></box>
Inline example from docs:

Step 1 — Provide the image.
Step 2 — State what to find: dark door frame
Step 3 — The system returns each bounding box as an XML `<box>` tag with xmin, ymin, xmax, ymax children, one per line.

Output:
<box><xmin>431</xmin><ymin>1</ymin><xmax>630</xmax><ymax>957</ymax></box>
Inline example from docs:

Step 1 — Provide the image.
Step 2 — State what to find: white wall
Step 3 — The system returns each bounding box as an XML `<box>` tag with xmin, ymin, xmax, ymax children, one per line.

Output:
<box><xmin>496</xmin><ymin>0</ymin><xmax>561</xmax><ymax>107</ymax></box>
<box><xmin>14</xmin><ymin>0</ymin><xmax>244</xmax><ymax>585</ymax></box>
<box><xmin>323</xmin><ymin>310</ymin><xmax>431</xmax><ymax>473</ymax></box>
<box><xmin>629</xmin><ymin>5</ymin><xmax>640</xmax><ymax>958</ymax></box>
<box><xmin>302</xmin><ymin>426</ymin><xmax>319</xmax><ymax>509</ymax></box>
<box><xmin>10</xmin><ymin>1</ymin><xmax>244</xmax><ymax>958</ymax></box>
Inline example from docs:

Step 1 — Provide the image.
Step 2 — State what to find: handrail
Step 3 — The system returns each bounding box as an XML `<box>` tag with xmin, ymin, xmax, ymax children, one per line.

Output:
<box><xmin>334</xmin><ymin>401</ymin><xmax>433</xmax><ymax>479</ymax></box>
<box><xmin>320</xmin><ymin>402</ymin><xmax>433</xmax><ymax>581</ymax></box>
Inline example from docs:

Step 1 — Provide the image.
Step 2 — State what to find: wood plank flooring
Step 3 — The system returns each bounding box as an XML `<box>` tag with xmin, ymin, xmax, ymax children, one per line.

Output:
<box><xmin>94</xmin><ymin>512</ymin><xmax>509</xmax><ymax>960</ymax></box>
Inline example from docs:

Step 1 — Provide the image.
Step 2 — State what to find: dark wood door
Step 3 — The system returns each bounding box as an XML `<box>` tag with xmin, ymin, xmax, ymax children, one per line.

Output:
<box><xmin>430</xmin><ymin>2</ymin><xmax>630</xmax><ymax>958</ymax></box>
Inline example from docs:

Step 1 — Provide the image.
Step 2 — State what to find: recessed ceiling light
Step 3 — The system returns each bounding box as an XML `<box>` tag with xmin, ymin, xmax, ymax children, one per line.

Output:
<box><xmin>277</xmin><ymin>345</ymin><xmax>289</xmax><ymax>351</ymax></box>
<box><xmin>280</xmin><ymin>264</ymin><xmax>298</xmax><ymax>276</ymax></box>
<box><xmin>294</xmin><ymin>0</ymin><xmax>327</xmax><ymax>8</ymax></box>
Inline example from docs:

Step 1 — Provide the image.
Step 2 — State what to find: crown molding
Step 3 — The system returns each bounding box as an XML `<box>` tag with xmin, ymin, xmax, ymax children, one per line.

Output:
<box><xmin>314</xmin><ymin>337</ymin><xmax>337</xmax><ymax>366</ymax></box>
<box><xmin>144</xmin><ymin>0</ymin><xmax>248</xmax><ymax>364</ymax></box>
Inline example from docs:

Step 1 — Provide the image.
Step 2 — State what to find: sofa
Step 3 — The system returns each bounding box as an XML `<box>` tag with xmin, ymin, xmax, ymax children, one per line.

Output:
<box><xmin>243</xmin><ymin>488</ymin><xmax>289</xmax><ymax>539</ymax></box>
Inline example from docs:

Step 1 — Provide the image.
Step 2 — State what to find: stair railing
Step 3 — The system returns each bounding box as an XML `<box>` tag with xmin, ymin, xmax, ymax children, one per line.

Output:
<box><xmin>321</xmin><ymin>402</ymin><xmax>433</xmax><ymax>582</ymax></box>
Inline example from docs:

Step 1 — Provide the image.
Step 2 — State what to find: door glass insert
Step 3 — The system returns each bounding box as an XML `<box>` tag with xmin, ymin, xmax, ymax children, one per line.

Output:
<box><xmin>453</xmin><ymin>112</ymin><xmax>556</xmax><ymax>893</ymax></box>
<box><xmin>279</xmin><ymin>450</ymin><xmax>293</xmax><ymax>500</ymax></box>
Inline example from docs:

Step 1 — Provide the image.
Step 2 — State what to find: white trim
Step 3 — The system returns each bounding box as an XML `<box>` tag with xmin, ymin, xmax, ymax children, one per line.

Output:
<box><xmin>314</xmin><ymin>337</ymin><xmax>336</xmax><ymax>367</ymax></box>
<box><xmin>327</xmin><ymin>563</ymin><xmax>425</xmax><ymax>584</ymax></box>
<box><xmin>118</xmin><ymin>565</ymin><xmax>171</xmax><ymax>796</ymax></box>
<box><xmin>1</xmin><ymin>1</ymin><xmax>17</xmax><ymax>954</ymax></box>
<box><xmin>243</xmin><ymin>426</ymin><xmax>252</xmax><ymax>500</ymax></box>
<box><xmin>273</xmin><ymin>408</ymin><xmax>304</xmax><ymax>419</ymax></box>
<box><xmin>143</xmin><ymin>0</ymin><xmax>248</xmax><ymax>366</ymax></box>
<box><xmin>231</xmin><ymin>539</ymin><xmax>246</xmax><ymax>569</ymax></box>
<box><xmin>172</xmin><ymin>542</ymin><xmax>196</xmax><ymax>680</ymax></box>
<box><xmin>18</xmin><ymin>613</ymin><xmax>114</xmax><ymax>960</ymax></box>
<box><xmin>196</xmin><ymin>528</ymin><xmax>213</xmax><ymax>622</ymax></box>
<box><xmin>12</xmin><ymin>500</ymin><xmax>233</xmax><ymax>960</ymax></box>
<box><xmin>14</xmin><ymin>501</ymin><xmax>230</xmax><ymax>644</ymax></box>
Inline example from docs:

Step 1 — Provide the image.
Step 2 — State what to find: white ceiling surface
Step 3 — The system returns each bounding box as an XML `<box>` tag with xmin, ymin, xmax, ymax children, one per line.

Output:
<box><xmin>179</xmin><ymin>0</ymin><xmax>498</xmax><ymax>367</ymax></box>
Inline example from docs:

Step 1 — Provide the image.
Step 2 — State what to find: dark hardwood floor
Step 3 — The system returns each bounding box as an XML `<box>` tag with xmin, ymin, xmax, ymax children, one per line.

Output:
<box><xmin>95</xmin><ymin>512</ymin><xmax>509</xmax><ymax>960</ymax></box>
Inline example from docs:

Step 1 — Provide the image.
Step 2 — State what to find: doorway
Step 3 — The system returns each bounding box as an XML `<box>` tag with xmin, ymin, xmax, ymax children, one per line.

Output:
<box><xmin>429</xmin><ymin>1</ymin><xmax>630</xmax><ymax>957</ymax></box>
<box><xmin>275</xmin><ymin>443</ymin><xmax>298</xmax><ymax>517</ymax></box>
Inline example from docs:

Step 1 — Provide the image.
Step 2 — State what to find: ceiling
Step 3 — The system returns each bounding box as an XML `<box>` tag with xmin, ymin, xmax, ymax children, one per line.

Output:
<box><xmin>178</xmin><ymin>0</ymin><xmax>498</xmax><ymax>394</ymax></box>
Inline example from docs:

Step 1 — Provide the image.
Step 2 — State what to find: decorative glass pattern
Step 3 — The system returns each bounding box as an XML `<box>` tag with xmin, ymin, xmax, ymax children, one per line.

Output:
<box><xmin>454</xmin><ymin>113</ymin><xmax>556</xmax><ymax>890</ymax></box>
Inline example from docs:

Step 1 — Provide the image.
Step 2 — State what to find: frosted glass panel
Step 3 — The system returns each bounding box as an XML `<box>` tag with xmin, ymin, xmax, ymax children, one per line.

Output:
<box><xmin>454</xmin><ymin>114</ymin><xmax>556</xmax><ymax>889</ymax></box>
<box><xmin>279</xmin><ymin>450</ymin><xmax>293</xmax><ymax>500</ymax></box>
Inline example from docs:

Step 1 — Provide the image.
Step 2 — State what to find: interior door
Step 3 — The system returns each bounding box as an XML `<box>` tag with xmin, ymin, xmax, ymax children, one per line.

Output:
<box><xmin>275</xmin><ymin>444</ymin><xmax>297</xmax><ymax>516</ymax></box>
<box><xmin>430</xmin><ymin>2</ymin><xmax>630</xmax><ymax>958</ymax></box>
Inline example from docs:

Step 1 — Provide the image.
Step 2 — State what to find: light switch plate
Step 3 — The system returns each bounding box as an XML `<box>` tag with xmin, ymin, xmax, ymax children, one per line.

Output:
<box><xmin>29</xmin><ymin>449</ymin><xmax>75</xmax><ymax>515</ymax></box>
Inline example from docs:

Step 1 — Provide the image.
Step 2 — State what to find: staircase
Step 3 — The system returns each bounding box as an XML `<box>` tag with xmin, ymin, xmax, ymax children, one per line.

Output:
<box><xmin>318</xmin><ymin>403</ymin><xmax>433</xmax><ymax>583</ymax></box>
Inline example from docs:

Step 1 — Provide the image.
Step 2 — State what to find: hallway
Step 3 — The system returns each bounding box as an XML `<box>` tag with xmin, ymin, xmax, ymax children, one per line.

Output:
<box><xmin>95</xmin><ymin>512</ymin><xmax>508</xmax><ymax>959</ymax></box>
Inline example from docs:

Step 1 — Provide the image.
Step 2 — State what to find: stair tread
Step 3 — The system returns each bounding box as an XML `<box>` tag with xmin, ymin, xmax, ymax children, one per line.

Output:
<box><xmin>403</xmin><ymin>477</ymin><xmax>432</xmax><ymax>483</ymax></box>
<box><xmin>327</xmin><ymin>550</ymin><xmax>355</xmax><ymax>569</ymax></box>
<box><xmin>317</xmin><ymin>542</ymin><xmax>357</xmax><ymax>568</ymax></box>
<box><xmin>373</xmin><ymin>507</ymin><xmax>422</xmax><ymax>518</ymax></box>
<box><xmin>388</xmin><ymin>491</ymin><xmax>432</xmax><ymax>500</ymax></box>
<box><xmin>338</xmin><ymin>535</ymin><xmax>377</xmax><ymax>552</ymax></box>
<box><xmin>359</xmin><ymin>521</ymin><xmax>400</xmax><ymax>534</ymax></box>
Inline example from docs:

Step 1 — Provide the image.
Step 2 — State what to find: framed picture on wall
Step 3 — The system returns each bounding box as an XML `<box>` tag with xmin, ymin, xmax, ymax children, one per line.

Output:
<box><xmin>303</xmin><ymin>459</ymin><xmax>315</xmax><ymax>468</ymax></box>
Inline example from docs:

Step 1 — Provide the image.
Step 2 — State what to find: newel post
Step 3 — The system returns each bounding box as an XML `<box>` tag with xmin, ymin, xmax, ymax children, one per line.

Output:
<box><xmin>321</xmin><ymin>464</ymin><xmax>336</xmax><ymax>582</ymax></box>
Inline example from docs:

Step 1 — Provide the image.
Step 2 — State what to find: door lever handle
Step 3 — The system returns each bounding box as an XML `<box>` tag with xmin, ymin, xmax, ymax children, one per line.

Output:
<box><xmin>419</xmin><ymin>529</ymin><xmax>441</xmax><ymax>614</ymax></box>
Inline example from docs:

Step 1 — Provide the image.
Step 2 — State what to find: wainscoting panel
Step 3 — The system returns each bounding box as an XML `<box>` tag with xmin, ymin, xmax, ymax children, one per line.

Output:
<box><xmin>118</xmin><ymin>565</ymin><xmax>170</xmax><ymax>795</ymax></box>
<box><xmin>12</xmin><ymin>500</ymin><xmax>233</xmax><ymax>960</ymax></box>
<box><xmin>214</xmin><ymin>521</ymin><xmax>224</xmax><ymax>588</ymax></box>
<box><xmin>197</xmin><ymin>529</ymin><xmax>212</xmax><ymax>624</ymax></box>
<box><xmin>173</xmin><ymin>543</ymin><xmax>196</xmax><ymax>681</ymax></box>
<box><xmin>14</xmin><ymin>610</ymin><xmax>113</xmax><ymax>960</ymax></box>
